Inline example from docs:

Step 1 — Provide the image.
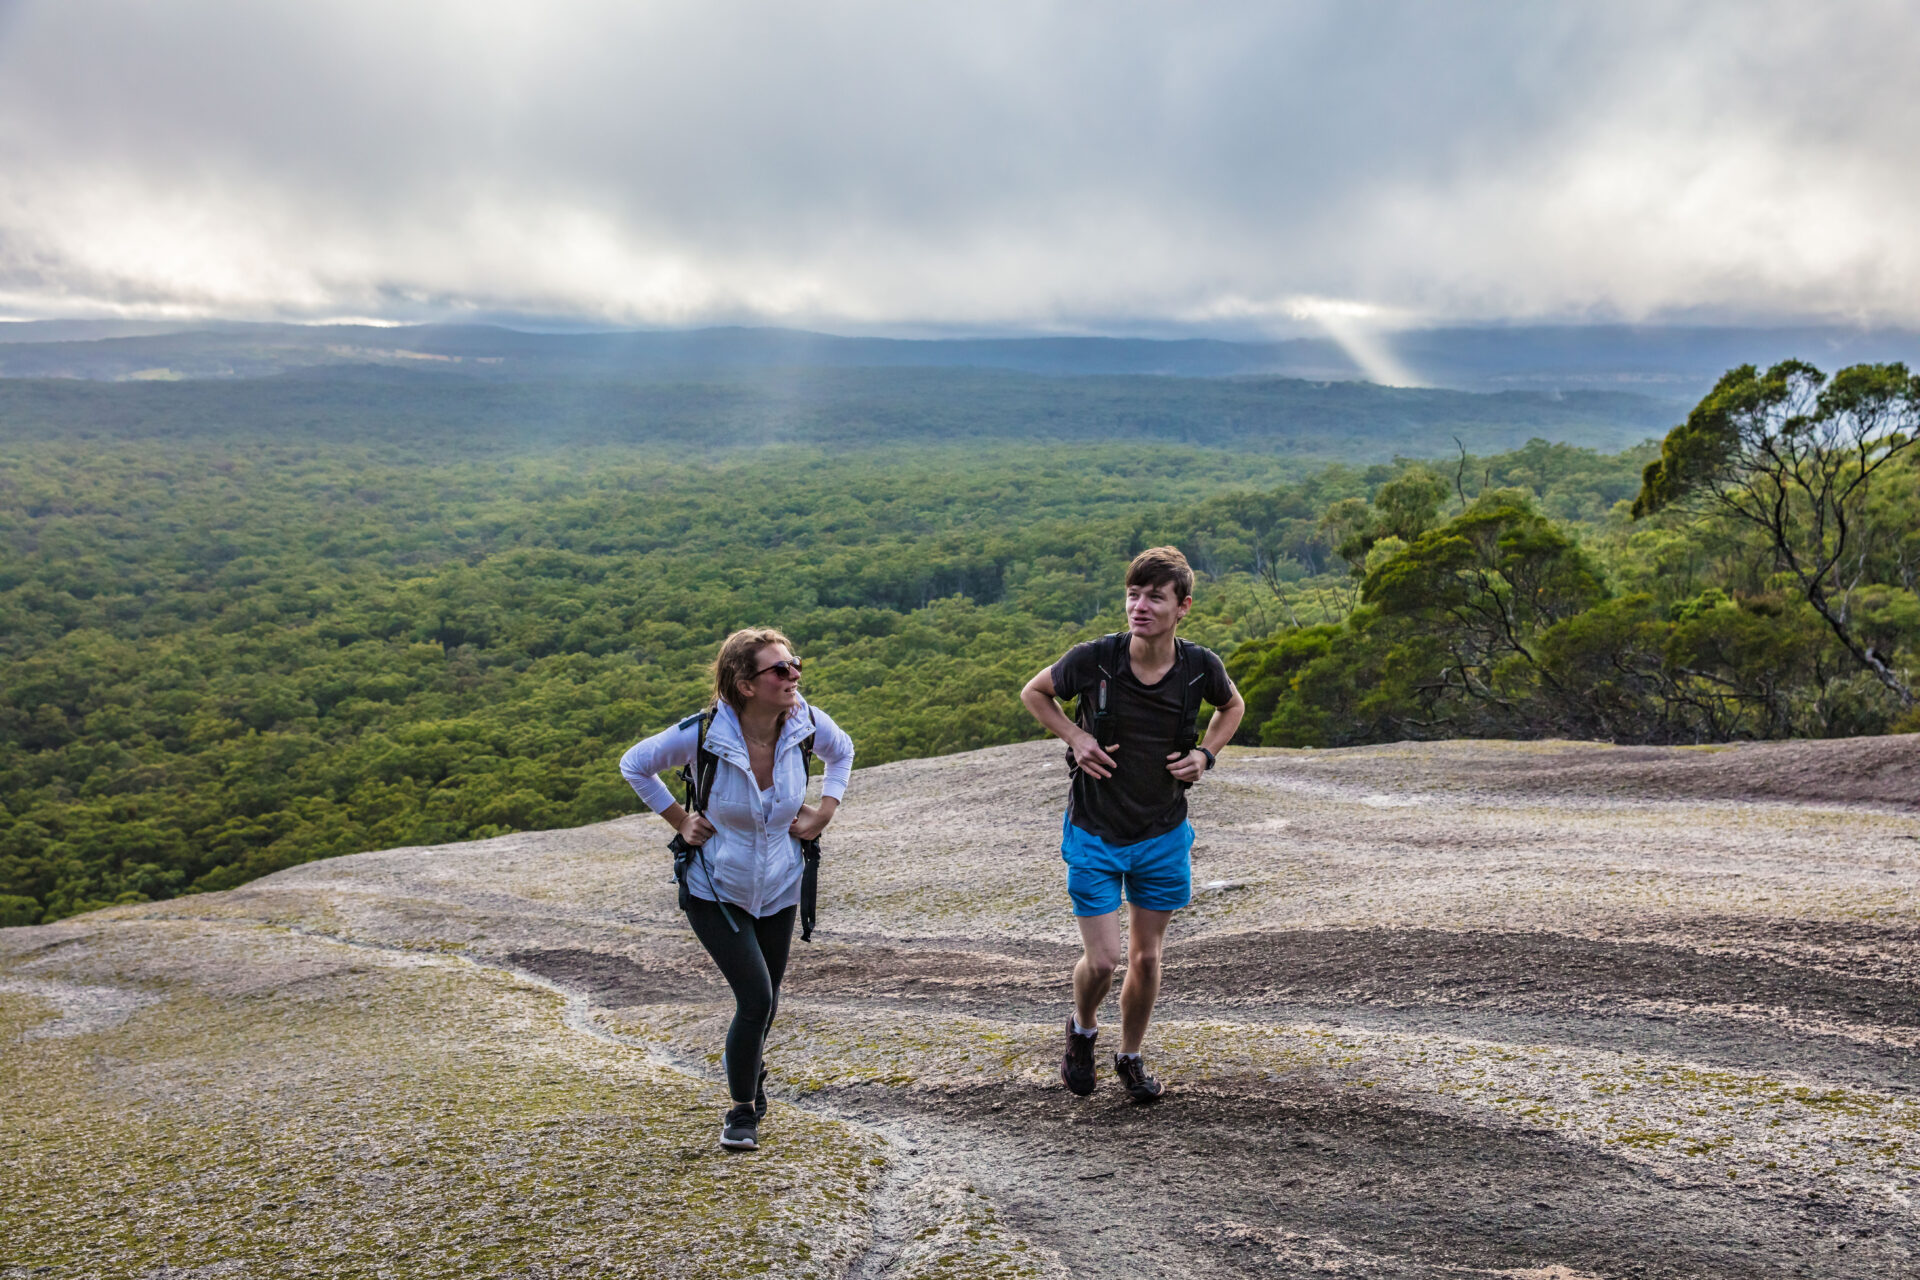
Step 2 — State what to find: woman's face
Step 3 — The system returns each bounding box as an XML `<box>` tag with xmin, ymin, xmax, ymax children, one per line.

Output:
<box><xmin>738</xmin><ymin>642</ymin><xmax>801</xmax><ymax>712</ymax></box>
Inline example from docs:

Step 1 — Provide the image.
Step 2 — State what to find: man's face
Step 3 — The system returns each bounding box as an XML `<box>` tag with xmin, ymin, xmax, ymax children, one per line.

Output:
<box><xmin>1125</xmin><ymin>580</ymin><xmax>1191</xmax><ymax>638</ymax></box>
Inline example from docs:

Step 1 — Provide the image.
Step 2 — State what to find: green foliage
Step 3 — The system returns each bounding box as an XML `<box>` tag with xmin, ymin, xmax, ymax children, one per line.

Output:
<box><xmin>1223</xmin><ymin>369</ymin><xmax>1920</xmax><ymax>748</ymax></box>
<box><xmin>1631</xmin><ymin>362</ymin><xmax>1775</xmax><ymax>521</ymax></box>
<box><xmin>1225</xmin><ymin>622</ymin><xmax>1391</xmax><ymax>748</ymax></box>
<box><xmin>1336</xmin><ymin>468</ymin><xmax>1452</xmax><ymax>564</ymax></box>
<box><xmin>1231</xmin><ymin>493</ymin><xmax>1612</xmax><ymax>742</ymax></box>
<box><xmin>1365</xmin><ymin>493</ymin><xmax>1609</xmax><ymax>642</ymax></box>
<box><xmin>1631</xmin><ymin>360</ymin><xmax>1920</xmax><ymax>706</ymax></box>
<box><xmin>1526</xmin><ymin>591</ymin><xmax>1867</xmax><ymax>742</ymax></box>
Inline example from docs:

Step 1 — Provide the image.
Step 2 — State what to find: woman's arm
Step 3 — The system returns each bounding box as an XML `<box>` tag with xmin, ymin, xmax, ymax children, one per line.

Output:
<box><xmin>790</xmin><ymin>704</ymin><xmax>853</xmax><ymax>840</ymax></box>
<box><xmin>806</xmin><ymin>704</ymin><xmax>856</xmax><ymax>801</ymax></box>
<box><xmin>789</xmin><ymin>794</ymin><xmax>837</xmax><ymax>841</ymax></box>
<box><xmin>619</xmin><ymin>719</ymin><xmax>713</xmax><ymax>843</ymax></box>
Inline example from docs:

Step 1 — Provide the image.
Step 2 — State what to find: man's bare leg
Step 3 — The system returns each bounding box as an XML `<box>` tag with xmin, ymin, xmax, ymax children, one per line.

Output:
<box><xmin>1118</xmin><ymin>905</ymin><xmax>1173</xmax><ymax>1054</ymax></box>
<box><xmin>1072</xmin><ymin>910</ymin><xmax>1124</xmax><ymax>1030</ymax></box>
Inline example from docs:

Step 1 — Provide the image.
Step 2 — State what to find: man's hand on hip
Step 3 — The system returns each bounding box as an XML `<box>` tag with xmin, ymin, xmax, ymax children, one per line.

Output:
<box><xmin>1165</xmin><ymin>749</ymin><xmax>1208</xmax><ymax>783</ymax></box>
<box><xmin>1070</xmin><ymin>731</ymin><xmax>1119</xmax><ymax>779</ymax></box>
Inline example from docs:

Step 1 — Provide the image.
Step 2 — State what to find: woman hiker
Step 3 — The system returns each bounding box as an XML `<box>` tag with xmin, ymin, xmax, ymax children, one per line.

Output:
<box><xmin>619</xmin><ymin>628</ymin><xmax>854</xmax><ymax>1151</ymax></box>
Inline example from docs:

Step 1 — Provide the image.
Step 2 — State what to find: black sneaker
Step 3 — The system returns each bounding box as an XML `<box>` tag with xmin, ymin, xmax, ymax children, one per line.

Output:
<box><xmin>720</xmin><ymin>1103</ymin><xmax>759</xmax><ymax>1150</ymax></box>
<box><xmin>1113</xmin><ymin>1053</ymin><xmax>1163</xmax><ymax>1103</ymax></box>
<box><xmin>1060</xmin><ymin>1016</ymin><xmax>1098</xmax><ymax>1096</ymax></box>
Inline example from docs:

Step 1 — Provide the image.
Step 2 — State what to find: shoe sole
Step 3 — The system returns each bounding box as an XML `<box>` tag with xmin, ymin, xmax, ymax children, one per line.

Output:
<box><xmin>719</xmin><ymin>1134</ymin><xmax>759</xmax><ymax>1151</ymax></box>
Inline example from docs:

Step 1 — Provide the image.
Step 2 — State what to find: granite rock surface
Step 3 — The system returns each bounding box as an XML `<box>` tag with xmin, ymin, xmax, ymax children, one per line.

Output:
<box><xmin>6</xmin><ymin>735</ymin><xmax>1918</xmax><ymax>1278</ymax></box>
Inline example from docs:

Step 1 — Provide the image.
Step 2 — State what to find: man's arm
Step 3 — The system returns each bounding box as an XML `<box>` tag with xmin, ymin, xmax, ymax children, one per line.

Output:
<box><xmin>1020</xmin><ymin>666</ymin><xmax>1118</xmax><ymax>780</ymax></box>
<box><xmin>1165</xmin><ymin>678</ymin><xmax>1246</xmax><ymax>783</ymax></box>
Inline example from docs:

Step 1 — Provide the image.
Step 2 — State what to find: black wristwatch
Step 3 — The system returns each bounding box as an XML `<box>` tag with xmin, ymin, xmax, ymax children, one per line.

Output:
<box><xmin>1197</xmin><ymin>746</ymin><xmax>1216</xmax><ymax>771</ymax></box>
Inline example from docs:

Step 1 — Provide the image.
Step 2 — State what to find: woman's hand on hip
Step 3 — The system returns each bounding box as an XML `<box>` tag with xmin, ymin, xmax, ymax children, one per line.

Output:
<box><xmin>789</xmin><ymin>802</ymin><xmax>833</xmax><ymax>841</ymax></box>
<box><xmin>678</xmin><ymin>812</ymin><xmax>716</xmax><ymax>846</ymax></box>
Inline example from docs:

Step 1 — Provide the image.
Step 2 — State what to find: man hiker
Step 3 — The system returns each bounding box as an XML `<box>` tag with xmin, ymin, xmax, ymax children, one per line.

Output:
<box><xmin>1020</xmin><ymin>546</ymin><xmax>1245</xmax><ymax>1101</ymax></box>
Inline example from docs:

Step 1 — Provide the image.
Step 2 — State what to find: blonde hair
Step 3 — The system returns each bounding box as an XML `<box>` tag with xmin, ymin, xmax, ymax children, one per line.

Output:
<box><xmin>711</xmin><ymin>627</ymin><xmax>795</xmax><ymax>712</ymax></box>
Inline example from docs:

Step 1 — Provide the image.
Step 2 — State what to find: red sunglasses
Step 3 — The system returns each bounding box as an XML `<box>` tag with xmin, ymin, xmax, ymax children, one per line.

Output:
<box><xmin>752</xmin><ymin>658</ymin><xmax>803</xmax><ymax>680</ymax></box>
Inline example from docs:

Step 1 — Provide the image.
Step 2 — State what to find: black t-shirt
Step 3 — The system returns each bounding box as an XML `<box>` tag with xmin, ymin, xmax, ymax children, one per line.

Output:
<box><xmin>1051</xmin><ymin>635</ymin><xmax>1233</xmax><ymax>845</ymax></box>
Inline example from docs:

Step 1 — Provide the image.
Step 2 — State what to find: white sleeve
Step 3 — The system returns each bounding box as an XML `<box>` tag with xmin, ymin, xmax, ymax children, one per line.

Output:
<box><xmin>619</xmin><ymin>718</ymin><xmax>701</xmax><ymax>814</ymax></box>
<box><xmin>806</xmin><ymin>704</ymin><xmax>856</xmax><ymax>801</ymax></box>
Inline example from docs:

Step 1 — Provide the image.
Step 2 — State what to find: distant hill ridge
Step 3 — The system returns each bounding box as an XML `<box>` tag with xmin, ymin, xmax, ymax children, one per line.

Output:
<box><xmin>2</xmin><ymin>319</ymin><xmax>1916</xmax><ymax>397</ymax></box>
<box><xmin>0</xmin><ymin>361</ymin><xmax>1675</xmax><ymax>457</ymax></box>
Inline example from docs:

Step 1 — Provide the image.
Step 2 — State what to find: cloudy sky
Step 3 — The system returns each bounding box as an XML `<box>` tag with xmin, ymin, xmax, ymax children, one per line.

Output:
<box><xmin>1</xmin><ymin>0</ymin><xmax>1916</xmax><ymax>336</ymax></box>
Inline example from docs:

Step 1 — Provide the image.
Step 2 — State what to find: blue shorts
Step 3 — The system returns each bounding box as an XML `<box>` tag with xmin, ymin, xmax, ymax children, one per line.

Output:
<box><xmin>1060</xmin><ymin>813</ymin><xmax>1194</xmax><ymax>917</ymax></box>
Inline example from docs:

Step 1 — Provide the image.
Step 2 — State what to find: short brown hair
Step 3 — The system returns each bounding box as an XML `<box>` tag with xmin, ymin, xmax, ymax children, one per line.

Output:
<box><xmin>1125</xmin><ymin>546</ymin><xmax>1193</xmax><ymax>601</ymax></box>
<box><xmin>711</xmin><ymin>627</ymin><xmax>794</xmax><ymax>711</ymax></box>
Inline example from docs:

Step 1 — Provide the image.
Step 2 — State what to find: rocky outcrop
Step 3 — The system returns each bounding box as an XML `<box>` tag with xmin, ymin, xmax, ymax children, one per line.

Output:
<box><xmin>5</xmin><ymin>736</ymin><xmax>1918</xmax><ymax>1277</ymax></box>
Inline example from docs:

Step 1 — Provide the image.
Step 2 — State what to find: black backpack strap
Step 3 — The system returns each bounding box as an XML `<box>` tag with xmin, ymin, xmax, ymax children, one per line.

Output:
<box><xmin>1077</xmin><ymin>632</ymin><xmax>1129</xmax><ymax>739</ymax></box>
<box><xmin>1176</xmin><ymin>640</ymin><xmax>1206</xmax><ymax>755</ymax></box>
<box><xmin>797</xmin><ymin>705</ymin><xmax>821</xmax><ymax>942</ymax></box>
<box><xmin>1064</xmin><ymin>633</ymin><xmax>1128</xmax><ymax>777</ymax></box>
<box><xmin>676</xmin><ymin>710</ymin><xmax>718</xmax><ymax>813</ymax></box>
<box><xmin>668</xmin><ymin>708</ymin><xmax>737</xmax><ymax>932</ymax></box>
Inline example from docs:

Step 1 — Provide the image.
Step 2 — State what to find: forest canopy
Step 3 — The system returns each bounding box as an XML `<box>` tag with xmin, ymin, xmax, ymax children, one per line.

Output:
<box><xmin>2</xmin><ymin>361</ymin><xmax>1914</xmax><ymax>925</ymax></box>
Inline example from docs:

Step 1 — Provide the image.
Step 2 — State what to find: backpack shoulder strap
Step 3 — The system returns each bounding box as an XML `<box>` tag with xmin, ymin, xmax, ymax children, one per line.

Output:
<box><xmin>799</xmin><ymin>706</ymin><xmax>818</xmax><ymax>777</ymax></box>
<box><xmin>1076</xmin><ymin>632</ymin><xmax>1129</xmax><ymax>736</ymax></box>
<box><xmin>677</xmin><ymin>709</ymin><xmax>717</xmax><ymax>812</ymax></box>
<box><xmin>1176</xmin><ymin>640</ymin><xmax>1207</xmax><ymax>751</ymax></box>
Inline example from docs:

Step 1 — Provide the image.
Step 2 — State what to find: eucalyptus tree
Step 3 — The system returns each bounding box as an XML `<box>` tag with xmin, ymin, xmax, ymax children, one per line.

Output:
<box><xmin>1633</xmin><ymin>361</ymin><xmax>1919</xmax><ymax>708</ymax></box>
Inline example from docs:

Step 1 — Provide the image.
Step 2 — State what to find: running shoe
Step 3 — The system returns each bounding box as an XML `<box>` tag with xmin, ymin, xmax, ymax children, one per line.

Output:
<box><xmin>1113</xmin><ymin>1053</ymin><xmax>1163</xmax><ymax>1103</ymax></box>
<box><xmin>1060</xmin><ymin>1016</ymin><xmax>1098</xmax><ymax>1096</ymax></box>
<box><xmin>720</xmin><ymin>1103</ymin><xmax>759</xmax><ymax>1151</ymax></box>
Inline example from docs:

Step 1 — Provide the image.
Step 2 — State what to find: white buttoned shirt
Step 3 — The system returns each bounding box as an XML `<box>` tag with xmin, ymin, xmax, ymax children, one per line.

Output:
<box><xmin>619</xmin><ymin>698</ymin><xmax>854</xmax><ymax>918</ymax></box>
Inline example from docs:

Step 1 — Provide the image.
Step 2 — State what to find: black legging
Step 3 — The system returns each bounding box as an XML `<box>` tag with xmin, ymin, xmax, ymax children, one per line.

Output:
<box><xmin>684</xmin><ymin>896</ymin><xmax>798</xmax><ymax>1104</ymax></box>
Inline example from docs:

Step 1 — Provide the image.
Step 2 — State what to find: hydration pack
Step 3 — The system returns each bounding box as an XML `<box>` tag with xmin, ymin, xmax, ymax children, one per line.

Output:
<box><xmin>1069</xmin><ymin>632</ymin><xmax>1208</xmax><ymax>786</ymax></box>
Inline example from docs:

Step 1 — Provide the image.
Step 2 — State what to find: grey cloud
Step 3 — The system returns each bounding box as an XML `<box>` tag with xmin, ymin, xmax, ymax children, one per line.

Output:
<box><xmin>1</xmin><ymin>0</ymin><xmax>1916</xmax><ymax>331</ymax></box>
